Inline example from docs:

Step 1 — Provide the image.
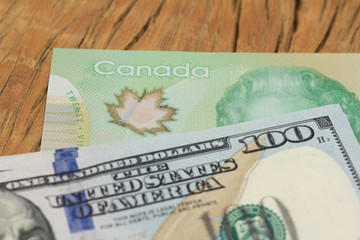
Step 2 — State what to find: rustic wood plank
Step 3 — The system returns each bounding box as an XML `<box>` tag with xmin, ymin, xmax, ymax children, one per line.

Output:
<box><xmin>129</xmin><ymin>0</ymin><xmax>238</xmax><ymax>51</ymax></box>
<box><xmin>0</xmin><ymin>0</ymin><xmax>359</xmax><ymax>156</ymax></box>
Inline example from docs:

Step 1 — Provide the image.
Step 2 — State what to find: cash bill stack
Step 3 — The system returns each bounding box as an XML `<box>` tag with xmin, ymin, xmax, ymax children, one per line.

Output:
<box><xmin>1</xmin><ymin>50</ymin><xmax>360</xmax><ymax>240</ymax></box>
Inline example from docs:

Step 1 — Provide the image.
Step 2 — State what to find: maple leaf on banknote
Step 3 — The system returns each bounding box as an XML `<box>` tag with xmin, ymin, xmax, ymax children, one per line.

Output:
<box><xmin>106</xmin><ymin>89</ymin><xmax>176</xmax><ymax>135</ymax></box>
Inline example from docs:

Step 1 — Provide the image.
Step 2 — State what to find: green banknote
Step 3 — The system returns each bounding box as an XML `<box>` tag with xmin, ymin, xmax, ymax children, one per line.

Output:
<box><xmin>41</xmin><ymin>49</ymin><xmax>360</xmax><ymax>150</ymax></box>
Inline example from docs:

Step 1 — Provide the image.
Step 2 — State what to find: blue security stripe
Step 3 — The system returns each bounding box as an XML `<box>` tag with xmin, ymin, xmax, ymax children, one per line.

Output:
<box><xmin>53</xmin><ymin>147</ymin><xmax>95</xmax><ymax>233</ymax></box>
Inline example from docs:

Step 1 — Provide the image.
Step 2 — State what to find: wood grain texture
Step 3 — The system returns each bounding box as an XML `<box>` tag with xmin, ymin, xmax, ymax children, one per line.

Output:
<box><xmin>0</xmin><ymin>0</ymin><xmax>359</xmax><ymax>156</ymax></box>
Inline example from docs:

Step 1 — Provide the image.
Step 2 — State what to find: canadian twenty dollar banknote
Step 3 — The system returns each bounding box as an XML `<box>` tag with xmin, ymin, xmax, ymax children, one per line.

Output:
<box><xmin>1</xmin><ymin>105</ymin><xmax>360</xmax><ymax>239</ymax></box>
<box><xmin>41</xmin><ymin>49</ymin><xmax>360</xmax><ymax>150</ymax></box>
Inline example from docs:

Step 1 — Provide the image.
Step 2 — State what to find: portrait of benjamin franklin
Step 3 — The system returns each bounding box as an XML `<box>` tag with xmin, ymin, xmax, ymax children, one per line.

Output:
<box><xmin>0</xmin><ymin>189</ymin><xmax>55</xmax><ymax>240</ymax></box>
<box><xmin>216</xmin><ymin>66</ymin><xmax>360</xmax><ymax>142</ymax></box>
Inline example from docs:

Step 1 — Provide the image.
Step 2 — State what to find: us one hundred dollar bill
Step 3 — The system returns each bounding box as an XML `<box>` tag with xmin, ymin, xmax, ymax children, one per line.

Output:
<box><xmin>41</xmin><ymin>49</ymin><xmax>360</xmax><ymax>150</ymax></box>
<box><xmin>1</xmin><ymin>105</ymin><xmax>360</xmax><ymax>239</ymax></box>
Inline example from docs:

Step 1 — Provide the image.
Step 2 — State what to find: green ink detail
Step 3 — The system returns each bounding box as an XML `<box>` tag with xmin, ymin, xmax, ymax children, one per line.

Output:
<box><xmin>216</xmin><ymin>66</ymin><xmax>360</xmax><ymax>143</ymax></box>
<box><xmin>220</xmin><ymin>204</ymin><xmax>286</xmax><ymax>240</ymax></box>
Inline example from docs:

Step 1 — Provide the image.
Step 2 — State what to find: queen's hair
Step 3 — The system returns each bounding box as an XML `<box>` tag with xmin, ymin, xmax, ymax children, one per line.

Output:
<box><xmin>216</xmin><ymin>66</ymin><xmax>360</xmax><ymax>142</ymax></box>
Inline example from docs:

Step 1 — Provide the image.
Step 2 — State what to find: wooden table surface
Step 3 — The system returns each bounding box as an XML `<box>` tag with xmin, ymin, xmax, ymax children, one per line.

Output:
<box><xmin>0</xmin><ymin>0</ymin><xmax>359</xmax><ymax>156</ymax></box>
